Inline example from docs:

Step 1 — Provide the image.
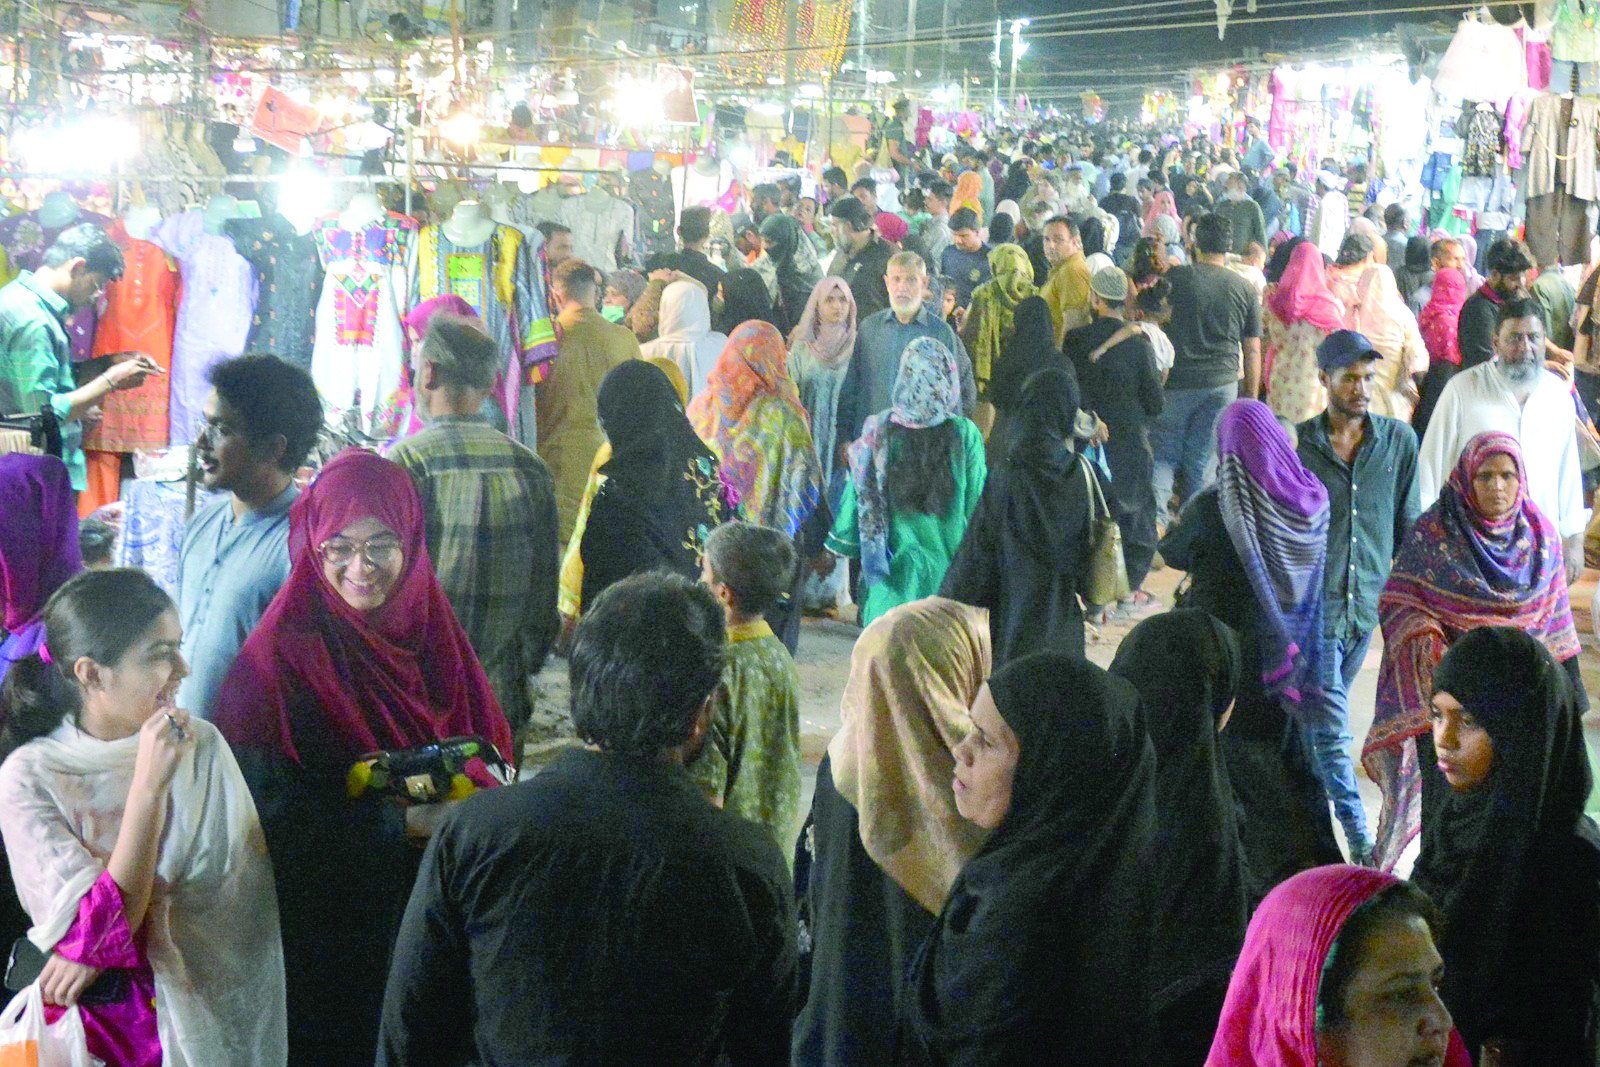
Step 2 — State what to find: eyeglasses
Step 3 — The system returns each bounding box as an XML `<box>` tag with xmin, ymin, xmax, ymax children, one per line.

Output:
<box><xmin>195</xmin><ymin>416</ymin><xmax>244</xmax><ymax>443</ymax></box>
<box><xmin>318</xmin><ymin>536</ymin><xmax>402</xmax><ymax>569</ymax></box>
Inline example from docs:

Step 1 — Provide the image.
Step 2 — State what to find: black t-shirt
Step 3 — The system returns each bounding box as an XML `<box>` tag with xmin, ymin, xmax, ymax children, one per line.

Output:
<box><xmin>1163</xmin><ymin>262</ymin><xmax>1262</xmax><ymax>391</ymax></box>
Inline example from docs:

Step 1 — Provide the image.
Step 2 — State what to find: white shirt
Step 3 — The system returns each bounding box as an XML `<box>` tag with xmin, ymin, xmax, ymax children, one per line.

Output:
<box><xmin>1418</xmin><ymin>362</ymin><xmax>1590</xmax><ymax>537</ymax></box>
<box><xmin>1309</xmin><ymin>190</ymin><xmax>1348</xmax><ymax>260</ymax></box>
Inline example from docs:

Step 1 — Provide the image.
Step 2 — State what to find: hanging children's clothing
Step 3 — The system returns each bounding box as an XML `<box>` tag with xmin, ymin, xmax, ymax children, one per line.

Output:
<box><xmin>311</xmin><ymin>212</ymin><xmax>417</xmax><ymax>438</ymax></box>
<box><xmin>1520</xmin><ymin>92</ymin><xmax>1600</xmax><ymax>266</ymax></box>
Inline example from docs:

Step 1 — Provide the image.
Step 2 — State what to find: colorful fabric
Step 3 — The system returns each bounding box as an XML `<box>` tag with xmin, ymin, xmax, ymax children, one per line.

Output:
<box><xmin>1419</xmin><ymin>267</ymin><xmax>1468</xmax><ymax>367</ymax></box>
<box><xmin>1366</xmin><ymin>432</ymin><xmax>1580</xmax><ymax>868</ymax></box>
<box><xmin>688</xmin><ymin>321</ymin><xmax>824</xmax><ymax>539</ymax></box>
<box><xmin>224</xmin><ymin>214</ymin><xmax>323</xmax><ymax>370</ymax></box>
<box><xmin>86</xmin><ymin>227</ymin><xmax>178</xmax><ymax>452</ymax></box>
<box><xmin>967</xmin><ymin>243</ymin><xmax>1038</xmax><ymax>389</ymax></box>
<box><xmin>1266</xmin><ymin>240</ymin><xmax>1344</xmax><ymax>332</ymax></box>
<box><xmin>845</xmin><ymin>337</ymin><xmax>963</xmax><ymax>585</ymax></box>
<box><xmin>213</xmin><ymin>448</ymin><xmax>515</xmax><ymax>770</ymax></box>
<box><xmin>686</xmin><ymin>619</ymin><xmax>804</xmax><ymax>861</ymax></box>
<box><xmin>1206</xmin><ymin>864</ymin><xmax>1474</xmax><ymax>1067</ymax></box>
<box><xmin>1215</xmin><ymin>399</ymin><xmax>1330</xmax><ymax>713</ymax></box>
<box><xmin>412</xmin><ymin>224</ymin><xmax>556</xmax><ymax>444</ymax></box>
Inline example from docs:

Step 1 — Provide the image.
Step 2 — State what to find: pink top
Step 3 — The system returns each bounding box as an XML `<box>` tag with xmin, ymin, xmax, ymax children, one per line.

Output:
<box><xmin>42</xmin><ymin>871</ymin><xmax>160</xmax><ymax>1067</ymax></box>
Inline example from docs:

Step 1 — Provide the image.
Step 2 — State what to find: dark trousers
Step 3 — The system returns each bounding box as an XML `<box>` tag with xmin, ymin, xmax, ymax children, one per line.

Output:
<box><xmin>1105</xmin><ymin>427</ymin><xmax>1159</xmax><ymax>591</ymax></box>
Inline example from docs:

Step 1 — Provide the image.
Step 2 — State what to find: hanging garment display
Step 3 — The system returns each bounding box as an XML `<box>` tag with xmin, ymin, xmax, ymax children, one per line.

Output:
<box><xmin>311</xmin><ymin>212</ymin><xmax>417</xmax><ymax>437</ymax></box>
<box><xmin>1436</xmin><ymin>15</ymin><xmax>1530</xmax><ymax>103</ymax></box>
<box><xmin>559</xmin><ymin>189</ymin><xmax>636</xmax><ymax>273</ymax></box>
<box><xmin>411</xmin><ymin>224</ymin><xmax>558</xmax><ymax>444</ymax></box>
<box><xmin>150</xmin><ymin>210</ymin><xmax>257</xmax><ymax>445</ymax></box>
<box><xmin>225</xmin><ymin>214</ymin><xmax>325</xmax><ymax>371</ymax></box>
<box><xmin>1458</xmin><ymin>102</ymin><xmax>1505</xmax><ymax>177</ymax></box>
<box><xmin>670</xmin><ymin>158</ymin><xmax>736</xmax><ymax>219</ymax></box>
<box><xmin>1551</xmin><ymin>0</ymin><xmax>1600</xmax><ymax>63</ymax></box>
<box><xmin>629</xmin><ymin>167</ymin><xmax>678</xmax><ymax>261</ymax></box>
<box><xmin>0</xmin><ymin>207</ymin><xmax>114</xmax><ymax>363</ymax></box>
<box><xmin>85</xmin><ymin>222</ymin><xmax>179</xmax><ymax>453</ymax></box>
<box><xmin>1520</xmin><ymin>93</ymin><xmax>1600</xmax><ymax>267</ymax></box>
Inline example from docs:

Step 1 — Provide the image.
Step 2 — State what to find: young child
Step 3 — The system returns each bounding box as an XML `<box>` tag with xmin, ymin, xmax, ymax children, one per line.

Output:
<box><xmin>693</xmin><ymin>521</ymin><xmax>804</xmax><ymax>860</ymax></box>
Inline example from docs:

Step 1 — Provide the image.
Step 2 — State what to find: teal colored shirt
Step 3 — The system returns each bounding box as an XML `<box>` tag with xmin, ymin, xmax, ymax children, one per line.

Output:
<box><xmin>0</xmin><ymin>272</ymin><xmax>82</xmax><ymax>488</ymax></box>
<box><xmin>826</xmin><ymin>417</ymin><xmax>987</xmax><ymax>625</ymax></box>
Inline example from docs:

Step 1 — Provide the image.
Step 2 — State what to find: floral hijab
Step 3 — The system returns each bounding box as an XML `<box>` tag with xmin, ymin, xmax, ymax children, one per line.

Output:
<box><xmin>847</xmin><ymin>337</ymin><xmax>963</xmax><ymax>584</ymax></box>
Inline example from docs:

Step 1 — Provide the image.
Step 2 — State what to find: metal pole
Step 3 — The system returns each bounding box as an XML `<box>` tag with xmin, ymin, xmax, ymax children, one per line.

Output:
<box><xmin>991</xmin><ymin>19</ymin><xmax>1000</xmax><ymax>114</ymax></box>
<box><xmin>857</xmin><ymin>0</ymin><xmax>868</xmax><ymax>79</ymax></box>
<box><xmin>1007</xmin><ymin>19</ymin><xmax>1026</xmax><ymax>114</ymax></box>
<box><xmin>938</xmin><ymin>0</ymin><xmax>949</xmax><ymax>87</ymax></box>
<box><xmin>905</xmin><ymin>0</ymin><xmax>917</xmax><ymax>85</ymax></box>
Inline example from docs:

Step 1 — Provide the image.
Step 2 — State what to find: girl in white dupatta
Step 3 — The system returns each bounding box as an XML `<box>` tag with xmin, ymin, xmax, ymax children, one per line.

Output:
<box><xmin>0</xmin><ymin>569</ymin><xmax>285</xmax><ymax>1067</ymax></box>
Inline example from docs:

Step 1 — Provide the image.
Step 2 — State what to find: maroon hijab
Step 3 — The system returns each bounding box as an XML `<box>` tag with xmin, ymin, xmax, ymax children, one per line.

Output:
<box><xmin>213</xmin><ymin>449</ymin><xmax>513</xmax><ymax>768</ymax></box>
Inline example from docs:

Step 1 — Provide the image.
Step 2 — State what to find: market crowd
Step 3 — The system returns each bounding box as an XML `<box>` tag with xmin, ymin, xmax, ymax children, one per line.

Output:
<box><xmin>0</xmin><ymin>94</ymin><xmax>1597</xmax><ymax>1067</ymax></box>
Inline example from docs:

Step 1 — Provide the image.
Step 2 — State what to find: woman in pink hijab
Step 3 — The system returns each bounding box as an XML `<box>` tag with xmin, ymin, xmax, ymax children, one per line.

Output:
<box><xmin>1207</xmin><ymin>864</ymin><xmax>1473</xmax><ymax>1066</ymax></box>
<box><xmin>1264</xmin><ymin>241</ymin><xmax>1345</xmax><ymax>423</ymax></box>
<box><xmin>1143</xmin><ymin>189</ymin><xmax>1181</xmax><ymax>237</ymax></box>
<box><xmin>1414</xmin><ymin>267</ymin><xmax>1470</xmax><ymax>437</ymax></box>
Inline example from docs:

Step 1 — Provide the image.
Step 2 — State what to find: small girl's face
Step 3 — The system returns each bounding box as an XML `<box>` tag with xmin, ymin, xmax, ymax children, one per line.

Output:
<box><xmin>942</xmin><ymin>289</ymin><xmax>957</xmax><ymax>317</ymax></box>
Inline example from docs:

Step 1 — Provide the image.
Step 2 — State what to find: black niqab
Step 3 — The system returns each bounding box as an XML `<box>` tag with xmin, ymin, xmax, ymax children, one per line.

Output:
<box><xmin>904</xmin><ymin>653</ymin><xmax>1158</xmax><ymax>1064</ymax></box>
<box><xmin>1109</xmin><ymin>613</ymin><xmax>1250</xmax><ymax>1015</ymax></box>
<box><xmin>986</xmin><ymin>296</ymin><xmax>1065</xmax><ymax>412</ymax></box>
<box><xmin>715</xmin><ymin>267</ymin><xmax>778</xmax><ymax>336</ymax></box>
<box><xmin>1412</xmin><ymin>626</ymin><xmax>1600</xmax><ymax>1063</ymax></box>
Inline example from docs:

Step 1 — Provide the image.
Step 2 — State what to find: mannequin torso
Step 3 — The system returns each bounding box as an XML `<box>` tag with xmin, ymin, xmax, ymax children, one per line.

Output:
<box><xmin>339</xmin><ymin>191</ymin><xmax>386</xmax><ymax>232</ymax></box>
<box><xmin>442</xmin><ymin>201</ymin><xmax>497</xmax><ymax>246</ymax></box>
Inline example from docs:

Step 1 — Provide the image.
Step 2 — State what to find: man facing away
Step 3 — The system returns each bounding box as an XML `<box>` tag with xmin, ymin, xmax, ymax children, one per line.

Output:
<box><xmin>177</xmin><ymin>354</ymin><xmax>323</xmax><ymax>717</ymax></box>
<box><xmin>1150</xmin><ymin>213</ymin><xmax>1263</xmax><ymax>523</ymax></box>
<box><xmin>376</xmin><ymin>570</ymin><xmax>798</xmax><ymax>1065</ymax></box>
<box><xmin>1296</xmin><ymin>331</ymin><xmax>1420</xmax><ymax>866</ymax></box>
<box><xmin>387</xmin><ymin>314</ymin><xmax>560</xmax><ymax>744</ymax></box>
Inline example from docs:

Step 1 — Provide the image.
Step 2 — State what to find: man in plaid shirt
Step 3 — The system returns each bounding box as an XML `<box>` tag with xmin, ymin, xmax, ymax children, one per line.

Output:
<box><xmin>389</xmin><ymin>314</ymin><xmax>559</xmax><ymax>747</ymax></box>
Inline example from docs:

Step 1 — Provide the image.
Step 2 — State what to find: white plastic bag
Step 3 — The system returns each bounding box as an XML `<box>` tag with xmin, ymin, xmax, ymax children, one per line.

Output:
<box><xmin>0</xmin><ymin>983</ymin><xmax>102</xmax><ymax>1067</ymax></box>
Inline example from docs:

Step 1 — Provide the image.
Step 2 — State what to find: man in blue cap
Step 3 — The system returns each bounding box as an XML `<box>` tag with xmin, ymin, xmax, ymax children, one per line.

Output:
<box><xmin>1295</xmin><ymin>328</ymin><xmax>1421</xmax><ymax>866</ymax></box>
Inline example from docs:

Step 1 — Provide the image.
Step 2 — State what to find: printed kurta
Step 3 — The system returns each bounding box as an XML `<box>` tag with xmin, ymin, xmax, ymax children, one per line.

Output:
<box><xmin>410</xmin><ymin>224</ymin><xmax>557</xmax><ymax>445</ymax></box>
<box><xmin>311</xmin><ymin>212</ymin><xmax>416</xmax><ymax>438</ymax></box>
<box><xmin>687</xmin><ymin>619</ymin><xmax>804</xmax><ymax>861</ymax></box>
<box><xmin>150</xmin><ymin>210</ymin><xmax>256</xmax><ymax>445</ymax></box>
<box><xmin>1265</xmin><ymin>311</ymin><xmax>1331</xmax><ymax>424</ymax></box>
<box><xmin>0</xmin><ymin>208</ymin><xmax>113</xmax><ymax>363</ymax></box>
<box><xmin>85</xmin><ymin>226</ymin><xmax>178</xmax><ymax>452</ymax></box>
<box><xmin>225</xmin><ymin>215</ymin><xmax>324</xmax><ymax>370</ymax></box>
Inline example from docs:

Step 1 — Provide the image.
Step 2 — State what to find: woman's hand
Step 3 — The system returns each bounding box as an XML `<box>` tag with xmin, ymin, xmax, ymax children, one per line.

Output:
<box><xmin>404</xmin><ymin>801</ymin><xmax>457</xmax><ymax>840</ymax></box>
<box><xmin>130</xmin><ymin>707</ymin><xmax>194</xmax><ymax>799</ymax></box>
<box><xmin>38</xmin><ymin>954</ymin><xmax>102</xmax><ymax>1008</ymax></box>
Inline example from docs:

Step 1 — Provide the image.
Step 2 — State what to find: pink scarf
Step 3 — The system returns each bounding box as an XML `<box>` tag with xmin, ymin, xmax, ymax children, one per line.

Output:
<box><xmin>1266</xmin><ymin>242</ymin><xmax>1344</xmax><ymax>332</ymax></box>
<box><xmin>1418</xmin><ymin>267</ymin><xmax>1468</xmax><ymax>366</ymax></box>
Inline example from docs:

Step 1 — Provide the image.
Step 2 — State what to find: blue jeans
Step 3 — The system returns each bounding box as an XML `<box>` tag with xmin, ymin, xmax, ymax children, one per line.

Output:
<box><xmin>1150</xmin><ymin>383</ymin><xmax>1237</xmax><ymax>522</ymax></box>
<box><xmin>1305</xmin><ymin>630</ymin><xmax>1374</xmax><ymax>859</ymax></box>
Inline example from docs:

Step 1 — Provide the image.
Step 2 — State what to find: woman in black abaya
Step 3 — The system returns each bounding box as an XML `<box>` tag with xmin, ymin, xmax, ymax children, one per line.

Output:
<box><xmin>1411</xmin><ymin>627</ymin><xmax>1600</xmax><ymax>1065</ymax></box>
<box><xmin>1110</xmin><ymin>611</ymin><xmax>1251</xmax><ymax>1067</ymax></box>
<box><xmin>902</xmin><ymin>652</ymin><xmax>1159</xmax><ymax>1064</ymax></box>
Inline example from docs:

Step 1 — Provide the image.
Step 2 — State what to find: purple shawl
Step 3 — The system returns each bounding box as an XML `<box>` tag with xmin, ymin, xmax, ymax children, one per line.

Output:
<box><xmin>0</xmin><ymin>454</ymin><xmax>82</xmax><ymax>682</ymax></box>
<box><xmin>1215</xmin><ymin>400</ymin><xmax>1329</xmax><ymax>715</ymax></box>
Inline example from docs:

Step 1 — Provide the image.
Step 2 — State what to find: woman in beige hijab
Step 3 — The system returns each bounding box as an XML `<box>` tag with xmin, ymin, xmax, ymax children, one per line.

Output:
<box><xmin>1345</xmin><ymin>264</ymin><xmax>1428</xmax><ymax>422</ymax></box>
<box><xmin>794</xmin><ymin>597</ymin><xmax>991</xmax><ymax>1066</ymax></box>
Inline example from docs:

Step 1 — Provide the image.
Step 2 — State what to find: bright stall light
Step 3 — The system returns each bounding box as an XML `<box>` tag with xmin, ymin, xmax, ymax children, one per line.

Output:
<box><xmin>440</xmin><ymin>111</ymin><xmax>483</xmax><ymax>145</ymax></box>
<box><xmin>278</xmin><ymin>167</ymin><xmax>331</xmax><ymax>233</ymax></box>
<box><xmin>14</xmin><ymin>115</ymin><xmax>139</xmax><ymax>172</ymax></box>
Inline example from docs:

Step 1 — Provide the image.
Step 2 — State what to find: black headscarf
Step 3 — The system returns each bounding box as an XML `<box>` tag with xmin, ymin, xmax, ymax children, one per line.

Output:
<box><xmin>986</xmin><ymin>296</ymin><xmax>1063</xmax><ymax>412</ymax></box>
<box><xmin>1264</xmin><ymin>235</ymin><xmax>1308</xmax><ymax>285</ymax></box>
<box><xmin>999</xmin><ymin>159</ymin><xmax>1032</xmax><ymax>206</ymax></box>
<box><xmin>905</xmin><ymin>652</ymin><xmax>1159</xmax><ymax>1063</ymax></box>
<box><xmin>758</xmin><ymin>213</ymin><xmax>818</xmax><ymax>336</ymax></box>
<box><xmin>1395</xmin><ymin>234</ymin><xmax>1435</xmax><ymax>305</ymax></box>
<box><xmin>1412</xmin><ymin>626</ymin><xmax>1600</xmax><ymax>1059</ymax></box>
<box><xmin>1079</xmin><ymin>215</ymin><xmax>1107</xmax><ymax>258</ymax></box>
<box><xmin>582</xmin><ymin>361</ymin><xmax>733</xmax><ymax>606</ymax></box>
<box><xmin>715</xmin><ymin>267</ymin><xmax>777</xmax><ymax>336</ymax></box>
<box><xmin>1109</xmin><ymin>611</ymin><xmax>1249</xmax><ymax>1011</ymax></box>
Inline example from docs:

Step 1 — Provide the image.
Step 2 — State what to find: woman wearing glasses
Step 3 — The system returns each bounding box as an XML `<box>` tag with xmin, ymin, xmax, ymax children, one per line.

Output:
<box><xmin>213</xmin><ymin>448</ymin><xmax>515</xmax><ymax>1067</ymax></box>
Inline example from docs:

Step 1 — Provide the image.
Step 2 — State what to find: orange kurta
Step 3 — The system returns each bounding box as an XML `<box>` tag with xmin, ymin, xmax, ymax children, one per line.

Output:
<box><xmin>85</xmin><ymin>225</ymin><xmax>179</xmax><ymax>453</ymax></box>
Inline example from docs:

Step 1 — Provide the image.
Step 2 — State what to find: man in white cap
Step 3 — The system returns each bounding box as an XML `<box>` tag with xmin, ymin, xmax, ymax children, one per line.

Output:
<box><xmin>1061</xmin><ymin>265</ymin><xmax>1165</xmax><ymax>616</ymax></box>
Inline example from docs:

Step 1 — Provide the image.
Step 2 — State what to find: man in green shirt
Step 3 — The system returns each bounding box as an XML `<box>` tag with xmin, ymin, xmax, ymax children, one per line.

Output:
<box><xmin>0</xmin><ymin>224</ymin><xmax>158</xmax><ymax>492</ymax></box>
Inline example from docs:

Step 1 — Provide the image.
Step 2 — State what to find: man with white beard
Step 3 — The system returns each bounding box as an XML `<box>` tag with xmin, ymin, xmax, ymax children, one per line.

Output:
<box><xmin>1420</xmin><ymin>297</ymin><xmax>1589</xmax><ymax>583</ymax></box>
<box><xmin>833</xmin><ymin>251</ymin><xmax>977</xmax><ymax>453</ymax></box>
